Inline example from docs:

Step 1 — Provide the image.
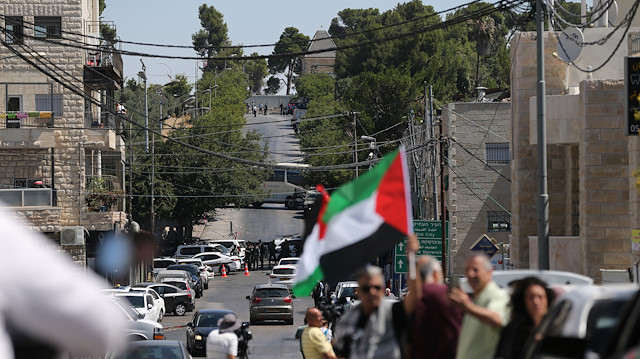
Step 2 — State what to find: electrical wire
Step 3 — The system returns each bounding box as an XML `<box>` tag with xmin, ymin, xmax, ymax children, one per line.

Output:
<box><xmin>450</xmin><ymin>138</ymin><xmax>511</xmax><ymax>182</ymax></box>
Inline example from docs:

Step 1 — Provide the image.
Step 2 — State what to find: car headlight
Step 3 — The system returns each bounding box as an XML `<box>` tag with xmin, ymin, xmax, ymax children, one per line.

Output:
<box><xmin>195</xmin><ymin>334</ymin><xmax>203</xmax><ymax>341</ymax></box>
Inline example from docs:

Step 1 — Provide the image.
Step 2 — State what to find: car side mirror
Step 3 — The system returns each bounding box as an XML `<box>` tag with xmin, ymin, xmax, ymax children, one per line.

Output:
<box><xmin>187</xmin><ymin>322</ymin><xmax>193</xmax><ymax>327</ymax></box>
<box><xmin>291</xmin><ymin>294</ymin><xmax>296</xmax><ymax>299</ymax></box>
<box><xmin>147</xmin><ymin>303</ymin><xmax>153</xmax><ymax>310</ymax></box>
<box><xmin>246</xmin><ymin>295</ymin><xmax>251</xmax><ymax>300</ymax></box>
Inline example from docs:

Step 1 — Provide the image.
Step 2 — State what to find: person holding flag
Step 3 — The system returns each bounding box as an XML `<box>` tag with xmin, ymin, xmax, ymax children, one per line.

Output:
<box><xmin>292</xmin><ymin>146</ymin><xmax>419</xmax><ymax>359</ymax></box>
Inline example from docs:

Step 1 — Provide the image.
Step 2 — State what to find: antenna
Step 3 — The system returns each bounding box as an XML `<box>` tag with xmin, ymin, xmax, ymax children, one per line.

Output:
<box><xmin>556</xmin><ymin>27</ymin><xmax>584</xmax><ymax>64</ymax></box>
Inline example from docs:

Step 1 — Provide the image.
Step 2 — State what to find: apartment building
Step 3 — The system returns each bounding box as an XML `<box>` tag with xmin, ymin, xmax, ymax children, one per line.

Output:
<box><xmin>0</xmin><ymin>0</ymin><xmax>127</xmax><ymax>266</ymax></box>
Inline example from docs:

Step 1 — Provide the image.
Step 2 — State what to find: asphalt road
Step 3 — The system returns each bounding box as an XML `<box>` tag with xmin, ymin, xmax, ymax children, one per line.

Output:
<box><xmin>161</xmin><ymin>267</ymin><xmax>312</xmax><ymax>358</ymax></box>
<box><xmin>245</xmin><ymin>113</ymin><xmax>304</xmax><ymax>164</ymax></box>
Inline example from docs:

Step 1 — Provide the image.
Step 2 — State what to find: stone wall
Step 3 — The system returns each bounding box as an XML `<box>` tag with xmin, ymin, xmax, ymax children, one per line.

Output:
<box><xmin>301</xmin><ymin>57</ymin><xmax>335</xmax><ymax>75</ymax></box>
<box><xmin>443</xmin><ymin>102</ymin><xmax>511</xmax><ymax>272</ymax></box>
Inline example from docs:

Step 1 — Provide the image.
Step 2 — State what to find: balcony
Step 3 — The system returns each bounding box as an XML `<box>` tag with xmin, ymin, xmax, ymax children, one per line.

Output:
<box><xmin>85</xmin><ymin>175</ymin><xmax>125</xmax><ymax>212</ymax></box>
<box><xmin>83</xmin><ymin>47</ymin><xmax>123</xmax><ymax>89</ymax></box>
<box><xmin>0</xmin><ymin>111</ymin><xmax>54</xmax><ymax>129</ymax></box>
<box><xmin>0</xmin><ymin>188</ymin><xmax>56</xmax><ymax>207</ymax></box>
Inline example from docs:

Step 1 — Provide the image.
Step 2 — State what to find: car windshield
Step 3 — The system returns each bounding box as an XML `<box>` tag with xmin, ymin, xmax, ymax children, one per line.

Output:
<box><xmin>164</xmin><ymin>281</ymin><xmax>187</xmax><ymax>291</ymax></box>
<box><xmin>196</xmin><ymin>314</ymin><xmax>226</xmax><ymax>327</ymax></box>
<box><xmin>120</xmin><ymin>295</ymin><xmax>145</xmax><ymax>308</ymax></box>
<box><xmin>180</xmin><ymin>247</ymin><xmax>201</xmax><ymax>256</ymax></box>
<box><xmin>280</xmin><ymin>259</ymin><xmax>298</xmax><ymax>265</ymax></box>
<box><xmin>167</xmin><ymin>265</ymin><xmax>198</xmax><ymax>276</ymax></box>
<box><xmin>273</xmin><ymin>268</ymin><xmax>295</xmax><ymax>275</ymax></box>
<box><xmin>338</xmin><ymin>287</ymin><xmax>356</xmax><ymax>299</ymax></box>
<box><xmin>256</xmin><ymin>288</ymin><xmax>289</xmax><ymax>298</ymax></box>
<box><xmin>154</xmin><ymin>260</ymin><xmax>174</xmax><ymax>269</ymax></box>
<box><xmin>112</xmin><ymin>345</ymin><xmax>183</xmax><ymax>359</ymax></box>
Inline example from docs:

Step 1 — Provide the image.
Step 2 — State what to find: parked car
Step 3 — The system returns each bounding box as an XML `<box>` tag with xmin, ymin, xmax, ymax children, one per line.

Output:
<box><xmin>128</xmin><ymin>287</ymin><xmax>166</xmax><ymax>321</ymax></box>
<box><xmin>155</xmin><ymin>269</ymin><xmax>192</xmax><ymax>285</ymax></box>
<box><xmin>246</xmin><ymin>283</ymin><xmax>294</xmax><ymax>325</ymax></box>
<box><xmin>523</xmin><ymin>284</ymin><xmax>637</xmax><ymax>359</ymax></box>
<box><xmin>193</xmin><ymin>252</ymin><xmax>242</xmax><ymax>273</ymax></box>
<box><xmin>277</xmin><ymin>257</ymin><xmax>300</xmax><ymax>267</ymax></box>
<box><xmin>104</xmin><ymin>297</ymin><xmax>165</xmax><ymax>341</ymax></box>
<box><xmin>207</xmin><ymin>239</ymin><xmax>247</xmax><ymax>259</ymax></box>
<box><xmin>177</xmin><ymin>258</ymin><xmax>211</xmax><ymax>289</ymax></box>
<box><xmin>166</xmin><ymin>264</ymin><xmax>204</xmax><ymax>297</ymax></box>
<box><xmin>599</xmin><ymin>288</ymin><xmax>640</xmax><ymax>359</ymax></box>
<box><xmin>132</xmin><ymin>283</ymin><xmax>191</xmax><ymax>316</ymax></box>
<box><xmin>152</xmin><ymin>258</ymin><xmax>176</xmax><ymax>279</ymax></box>
<box><xmin>174</xmin><ymin>244</ymin><xmax>229</xmax><ymax>259</ymax></box>
<box><xmin>268</xmin><ymin>264</ymin><xmax>297</xmax><ymax>288</ymax></box>
<box><xmin>159</xmin><ymin>279</ymin><xmax>196</xmax><ymax>308</ymax></box>
<box><xmin>109</xmin><ymin>340</ymin><xmax>191</xmax><ymax>359</ymax></box>
<box><xmin>274</xmin><ymin>236</ymin><xmax>303</xmax><ymax>257</ymax></box>
<box><xmin>115</xmin><ymin>291</ymin><xmax>164</xmax><ymax>323</ymax></box>
<box><xmin>459</xmin><ymin>270</ymin><xmax>594</xmax><ymax>294</ymax></box>
<box><xmin>186</xmin><ymin>309</ymin><xmax>236</xmax><ymax>356</ymax></box>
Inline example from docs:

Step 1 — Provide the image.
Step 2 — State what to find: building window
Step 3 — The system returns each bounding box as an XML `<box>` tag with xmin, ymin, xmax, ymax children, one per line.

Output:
<box><xmin>7</xmin><ymin>96</ymin><xmax>22</xmax><ymax>111</ymax></box>
<box><xmin>14</xmin><ymin>178</ymin><xmax>41</xmax><ymax>188</ymax></box>
<box><xmin>34</xmin><ymin>17</ymin><xmax>61</xmax><ymax>39</ymax></box>
<box><xmin>35</xmin><ymin>94</ymin><xmax>63</xmax><ymax>115</ymax></box>
<box><xmin>486</xmin><ymin>143</ymin><xmax>510</xmax><ymax>164</ymax></box>
<box><xmin>5</xmin><ymin>16</ymin><xmax>24</xmax><ymax>44</ymax></box>
<box><xmin>488</xmin><ymin>211</ymin><xmax>511</xmax><ymax>232</ymax></box>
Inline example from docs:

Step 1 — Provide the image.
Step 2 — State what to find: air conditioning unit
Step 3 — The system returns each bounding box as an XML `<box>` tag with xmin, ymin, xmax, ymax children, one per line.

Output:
<box><xmin>60</xmin><ymin>226</ymin><xmax>86</xmax><ymax>246</ymax></box>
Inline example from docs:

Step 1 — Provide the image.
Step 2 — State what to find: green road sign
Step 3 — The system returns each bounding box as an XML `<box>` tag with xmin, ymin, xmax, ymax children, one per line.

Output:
<box><xmin>395</xmin><ymin>220</ymin><xmax>449</xmax><ymax>273</ymax></box>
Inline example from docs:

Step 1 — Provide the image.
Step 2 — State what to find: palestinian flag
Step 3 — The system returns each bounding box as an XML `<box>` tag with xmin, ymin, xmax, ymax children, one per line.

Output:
<box><xmin>292</xmin><ymin>146</ymin><xmax>412</xmax><ymax>297</ymax></box>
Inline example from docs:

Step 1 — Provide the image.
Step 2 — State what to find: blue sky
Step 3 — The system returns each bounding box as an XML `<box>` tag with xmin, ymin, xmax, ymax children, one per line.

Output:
<box><xmin>102</xmin><ymin>0</ymin><xmax>471</xmax><ymax>85</ymax></box>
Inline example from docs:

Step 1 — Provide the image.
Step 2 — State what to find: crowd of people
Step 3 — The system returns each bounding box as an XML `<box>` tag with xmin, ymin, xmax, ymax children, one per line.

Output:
<box><xmin>243</xmin><ymin>239</ymin><xmax>303</xmax><ymax>270</ymax></box>
<box><xmin>301</xmin><ymin>235</ymin><xmax>555</xmax><ymax>359</ymax></box>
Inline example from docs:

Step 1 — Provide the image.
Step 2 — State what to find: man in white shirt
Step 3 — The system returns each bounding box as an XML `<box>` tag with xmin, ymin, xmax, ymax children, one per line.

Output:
<box><xmin>207</xmin><ymin>313</ymin><xmax>241</xmax><ymax>359</ymax></box>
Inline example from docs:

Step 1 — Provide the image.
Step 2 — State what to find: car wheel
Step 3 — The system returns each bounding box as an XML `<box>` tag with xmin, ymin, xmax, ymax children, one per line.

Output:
<box><xmin>250</xmin><ymin>317</ymin><xmax>257</xmax><ymax>325</ymax></box>
<box><xmin>252</xmin><ymin>202</ymin><xmax>263</xmax><ymax>208</ymax></box>
<box><xmin>158</xmin><ymin>310</ymin><xmax>163</xmax><ymax>322</ymax></box>
<box><xmin>285</xmin><ymin>197</ymin><xmax>295</xmax><ymax>209</ymax></box>
<box><xmin>286</xmin><ymin>318</ymin><xmax>294</xmax><ymax>325</ymax></box>
<box><xmin>174</xmin><ymin>303</ymin><xmax>187</xmax><ymax>316</ymax></box>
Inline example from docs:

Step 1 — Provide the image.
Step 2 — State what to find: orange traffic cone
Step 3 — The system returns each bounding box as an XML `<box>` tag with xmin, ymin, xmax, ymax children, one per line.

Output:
<box><xmin>221</xmin><ymin>265</ymin><xmax>228</xmax><ymax>278</ymax></box>
<box><xmin>244</xmin><ymin>263</ymin><xmax>251</xmax><ymax>277</ymax></box>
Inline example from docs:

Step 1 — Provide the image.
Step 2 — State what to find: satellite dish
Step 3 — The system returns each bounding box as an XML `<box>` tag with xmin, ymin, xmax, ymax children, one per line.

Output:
<box><xmin>608</xmin><ymin>1</ymin><xmax>618</xmax><ymax>26</ymax></box>
<box><xmin>556</xmin><ymin>27</ymin><xmax>584</xmax><ymax>63</ymax></box>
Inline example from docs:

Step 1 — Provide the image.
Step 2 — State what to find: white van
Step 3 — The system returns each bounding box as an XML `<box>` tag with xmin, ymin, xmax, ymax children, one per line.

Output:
<box><xmin>174</xmin><ymin>244</ymin><xmax>228</xmax><ymax>259</ymax></box>
<box><xmin>206</xmin><ymin>239</ymin><xmax>247</xmax><ymax>259</ymax></box>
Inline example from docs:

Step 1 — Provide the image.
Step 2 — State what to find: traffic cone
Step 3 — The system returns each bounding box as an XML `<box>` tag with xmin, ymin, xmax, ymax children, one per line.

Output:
<box><xmin>221</xmin><ymin>265</ymin><xmax>228</xmax><ymax>278</ymax></box>
<box><xmin>244</xmin><ymin>263</ymin><xmax>251</xmax><ymax>277</ymax></box>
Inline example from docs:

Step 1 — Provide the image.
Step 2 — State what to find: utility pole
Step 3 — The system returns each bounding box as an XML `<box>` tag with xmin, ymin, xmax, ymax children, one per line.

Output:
<box><xmin>140</xmin><ymin>60</ymin><xmax>149</xmax><ymax>152</ymax></box>
<box><xmin>438</xmin><ymin>117</ymin><xmax>447</xmax><ymax>277</ymax></box>
<box><xmin>428</xmin><ymin>85</ymin><xmax>438</xmax><ymax>220</ymax></box>
<box><xmin>536</xmin><ymin>0</ymin><xmax>550</xmax><ymax>269</ymax></box>
<box><xmin>353</xmin><ymin>112</ymin><xmax>358</xmax><ymax>179</ymax></box>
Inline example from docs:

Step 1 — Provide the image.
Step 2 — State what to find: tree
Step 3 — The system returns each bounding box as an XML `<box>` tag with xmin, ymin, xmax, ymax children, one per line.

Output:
<box><xmin>268</xmin><ymin>27</ymin><xmax>310</xmax><ymax>95</ymax></box>
<box><xmin>244</xmin><ymin>53</ymin><xmax>268</xmax><ymax>94</ymax></box>
<box><xmin>192</xmin><ymin>4</ymin><xmax>232</xmax><ymax>72</ymax></box>
<box><xmin>264</xmin><ymin>76</ymin><xmax>282</xmax><ymax>95</ymax></box>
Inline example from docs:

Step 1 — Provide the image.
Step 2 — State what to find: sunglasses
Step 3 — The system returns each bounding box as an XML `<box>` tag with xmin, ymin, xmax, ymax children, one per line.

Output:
<box><xmin>360</xmin><ymin>285</ymin><xmax>383</xmax><ymax>293</ymax></box>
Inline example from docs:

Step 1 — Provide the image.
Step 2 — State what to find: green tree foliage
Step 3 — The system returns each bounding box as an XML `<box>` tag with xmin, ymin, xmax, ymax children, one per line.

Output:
<box><xmin>244</xmin><ymin>53</ymin><xmax>269</xmax><ymax>94</ymax></box>
<box><xmin>268</xmin><ymin>27</ymin><xmax>310</xmax><ymax>95</ymax></box>
<box><xmin>117</xmin><ymin>69</ymin><xmax>266</xmax><ymax>231</ymax></box>
<box><xmin>99</xmin><ymin>0</ymin><xmax>106</xmax><ymax>15</ymax></box>
<box><xmin>264</xmin><ymin>76</ymin><xmax>282</xmax><ymax>95</ymax></box>
<box><xmin>192</xmin><ymin>4</ymin><xmax>237</xmax><ymax>72</ymax></box>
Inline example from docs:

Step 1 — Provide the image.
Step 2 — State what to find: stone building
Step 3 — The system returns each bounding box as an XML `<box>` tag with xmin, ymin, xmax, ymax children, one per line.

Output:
<box><xmin>0</xmin><ymin>0</ymin><xmax>128</xmax><ymax>268</ymax></box>
<box><xmin>510</xmin><ymin>27</ymin><xmax>640</xmax><ymax>280</ymax></box>
<box><xmin>301</xmin><ymin>30</ymin><xmax>336</xmax><ymax>75</ymax></box>
<box><xmin>442</xmin><ymin>101</ymin><xmax>512</xmax><ymax>272</ymax></box>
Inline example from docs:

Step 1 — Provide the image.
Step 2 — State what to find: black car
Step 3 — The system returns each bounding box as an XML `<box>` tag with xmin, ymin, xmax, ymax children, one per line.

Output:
<box><xmin>111</xmin><ymin>340</ymin><xmax>190</xmax><ymax>359</ymax></box>
<box><xmin>134</xmin><ymin>282</ymin><xmax>194</xmax><ymax>316</ymax></box>
<box><xmin>186</xmin><ymin>309</ymin><xmax>235</xmax><ymax>356</ymax></box>
<box><xmin>167</xmin><ymin>264</ymin><xmax>203</xmax><ymax>297</ymax></box>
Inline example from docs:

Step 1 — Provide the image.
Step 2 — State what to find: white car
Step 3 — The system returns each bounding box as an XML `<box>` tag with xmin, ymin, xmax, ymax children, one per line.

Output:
<box><xmin>152</xmin><ymin>258</ymin><xmax>177</xmax><ymax>279</ymax></box>
<box><xmin>459</xmin><ymin>269</ymin><xmax>594</xmax><ymax>294</ymax></box>
<box><xmin>104</xmin><ymin>297</ymin><xmax>165</xmax><ymax>341</ymax></box>
<box><xmin>176</xmin><ymin>258</ymin><xmax>212</xmax><ymax>289</ymax></box>
<box><xmin>193</xmin><ymin>252</ymin><xmax>242</xmax><ymax>273</ymax></box>
<box><xmin>129</xmin><ymin>287</ymin><xmax>166</xmax><ymax>321</ymax></box>
<box><xmin>277</xmin><ymin>257</ymin><xmax>300</xmax><ymax>267</ymax></box>
<box><xmin>115</xmin><ymin>291</ymin><xmax>164</xmax><ymax>323</ymax></box>
<box><xmin>268</xmin><ymin>264</ymin><xmax>297</xmax><ymax>288</ymax></box>
<box><xmin>525</xmin><ymin>284</ymin><xmax>637</xmax><ymax>358</ymax></box>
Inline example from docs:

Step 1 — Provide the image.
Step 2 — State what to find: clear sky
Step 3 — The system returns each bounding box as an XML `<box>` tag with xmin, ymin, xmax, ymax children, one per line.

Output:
<box><xmin>102</xmin><ymin>0</ymin><xmax>472</xmax><ymax>85</ymax></box>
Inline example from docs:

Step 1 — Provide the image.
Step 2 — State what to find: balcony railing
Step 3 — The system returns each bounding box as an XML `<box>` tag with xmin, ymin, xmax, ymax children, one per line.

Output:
<box><xmin>0</xmin><ymin>112</ymin><xmax>54</xmax><ymax>129</ymax></box>
<box><xmin>0</xmin><ymin>188</ymin><xmax>55</xmax><ymax>207</ymax></box>
<box><xmin>85</xmin><ymin>175</ymin><xmax>125</xmax><ymax>212</ymax></box>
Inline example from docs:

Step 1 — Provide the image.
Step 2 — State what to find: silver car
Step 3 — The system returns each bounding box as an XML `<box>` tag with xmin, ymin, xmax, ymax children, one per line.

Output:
<box><xmin>246</xmin><ymin>283</ymin><xmax>294</xmax><ymax>325</ymax></box>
